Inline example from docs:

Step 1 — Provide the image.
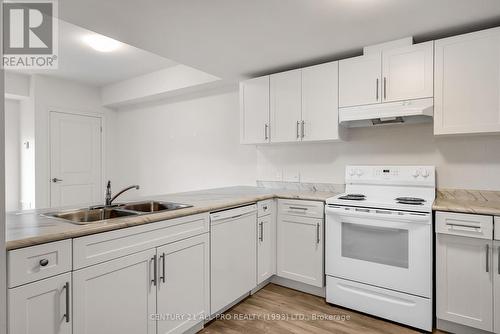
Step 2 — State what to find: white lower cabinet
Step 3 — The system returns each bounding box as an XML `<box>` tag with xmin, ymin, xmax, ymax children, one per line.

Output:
<box><xmin>436</xmin><ymin>227</ymin><xmax>494</xmax><ymax>332</ymax></box>
<box><xmin>156</xmin><ymin>234</ymin><xmax>210</xmax><ymax>334</ymax></box>
<box><xmin>8</xmin><ymin>272</ymin><xmax>72</xmax><ymax>334</ymax></box>
<box><xmin>495</xmin><ymin>240</ymin><xmax>500</xmax><ymax>334</ymax></box>
<box><xmin>73</xmin><ymin>249</ymin><xmax>157</xmax><ymax>334</ymax></box>
<box><xmin>257</xmin><ymin>213</ymin><xmax>276</xmax><ymax>284</ymax></box>
<box><xmin>277</xmin><ymin>209</ymin><xmax>324</xmax><ymax>288</ymax></box>
<box><xmin>210</xmin><ymin>206</ymin><xmax>257</xmax><ymax>314</ymax></box>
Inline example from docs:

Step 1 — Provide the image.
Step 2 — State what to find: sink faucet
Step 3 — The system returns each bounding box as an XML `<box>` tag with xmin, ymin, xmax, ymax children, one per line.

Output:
<box><xmin>105</xmin><ymin>181</ymin><xmax>140</xmax><ymax>206</ymax></box>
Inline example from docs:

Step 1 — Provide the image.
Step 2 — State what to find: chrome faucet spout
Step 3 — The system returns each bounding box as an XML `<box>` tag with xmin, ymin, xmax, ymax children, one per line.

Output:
<box><xmin>105</xmin><ymin>182</ymin><xmax>140</xmax><ymax>206</ymax></box>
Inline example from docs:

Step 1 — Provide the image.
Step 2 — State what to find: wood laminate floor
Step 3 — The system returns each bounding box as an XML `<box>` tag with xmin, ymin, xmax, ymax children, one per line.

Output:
<box><xmin>200</xmin><ymin>284</ymin><xmax>443</xmax><ymax>334</ymax></box>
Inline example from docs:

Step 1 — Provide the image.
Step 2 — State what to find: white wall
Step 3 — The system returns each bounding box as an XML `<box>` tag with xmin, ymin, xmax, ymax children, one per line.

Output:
<box><xmin>109</xmin><ymin>89</ymin><xmax>256</xmax><ymax>198</ymax></box>
<box><xmin>4</xmin><ymin>99</ymin><xmax>20</xmax><ymax>211</ymax></box>
<box><xmin>32</xmin><ymin>75</ymin><xmax>113</xmax><ymax>208</ymax></box>
<box><xmin>257</xmin><ymin>122</ymin><xmax>500</xmax><ymax>190</ymax></box>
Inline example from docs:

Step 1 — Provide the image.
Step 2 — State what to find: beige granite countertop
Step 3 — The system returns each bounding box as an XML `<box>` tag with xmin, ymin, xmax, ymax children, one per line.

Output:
<box><xmin>433</xmin><ymin>189</ymin><xmax>500</xmax><ymax>216</ymax></box>
<box><xmin>6</xmin><ymin>186</ymin><xmax>337</xmax><ymax>251</ymax></box>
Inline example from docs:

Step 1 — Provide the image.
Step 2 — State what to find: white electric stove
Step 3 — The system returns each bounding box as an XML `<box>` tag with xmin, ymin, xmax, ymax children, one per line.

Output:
<box><xmin>325</xmin><ymin>165</ymin><xmax>435</xmax><ymax>332</ymax></box>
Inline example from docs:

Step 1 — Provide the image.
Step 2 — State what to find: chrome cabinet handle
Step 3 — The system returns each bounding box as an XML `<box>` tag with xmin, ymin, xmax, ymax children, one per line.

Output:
<box><xmin>289</xmin><ymin>206</ymin><xmax>307</xmax><ymax>211</ymax></box>
<box><xmin>151</xmin><ymin>255</ymin><xmax>157</xmax><ymax>286</ymax></box>
<box><xmin>259</xmin><ymin>221</ymin><xmax>264</xmax><ymax>242</ymax></box>
<box><xmin>63</xmin><ymin>282</ymin><xmax>70</xmax><ymax>323</ymax></box>
<box><xmin>376</xmin><ymin>78</ymin><xmax>379</xmax><ymax>100</ymax></box>
<box><xmin>39</xmin><ymin>258</ymin><xmax>49</xmax><ymax>267</ymax></box>
<box><xmin>264</xmin><ymin>124</ymin><xmax>269</xmax><ymax>140</ymax></box>
<box><xmin>486</xmin><ymin>244</ymin><xmax>490</xmax><ymax>273</ymax></box>
<box><xmin>301</xmin><ymin>120</ymin><xmax>305</xmax><ymax>139</ymax></box>
<box><xmin>316</xmin><ymin>223</ymin><xmax>320</xmax><ymax>244</ymax></box>
<box><xmin>296</xmin><ymin>121</ymin><xmax>300</xmax><ymax>139</ymax></box>
<box><xmin>52</xmin><ymin>178</ymin><xmax>63</xmax><ymax>183</ymax></box>
<box><xmin>159</xmin><ymin>253</ymin><xmax>166</xmax><ymax>283</ymax></box>
<box><xmin>383</xmin><ymin>77</ymin><xmax>387</xmax><ymax>100</ymax></box>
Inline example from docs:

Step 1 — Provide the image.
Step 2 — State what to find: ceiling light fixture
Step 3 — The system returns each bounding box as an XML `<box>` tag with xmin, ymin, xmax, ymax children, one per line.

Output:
<box><xmin>83</xmin><ymin>34</ymin><xmax>122</xmax><ymax>53</ymax></box>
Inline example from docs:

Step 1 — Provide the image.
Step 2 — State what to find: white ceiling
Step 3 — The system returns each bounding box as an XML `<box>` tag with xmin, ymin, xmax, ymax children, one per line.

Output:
<box><xmin>58</xmin><ymin>0</ymin><xmax>500</xmax><ymax>82</ymax></box>
<box><xmin>17</xmin><ymin>20</ymin><xmax>178</xmax><ymax>87</ymax></box>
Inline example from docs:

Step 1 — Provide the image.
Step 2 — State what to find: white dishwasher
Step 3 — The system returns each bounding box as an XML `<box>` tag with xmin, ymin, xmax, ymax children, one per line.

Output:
<box><xmin>210</xmin><ymin>204</ymin><xmax>257</xmax><ymax>315</ymax></box>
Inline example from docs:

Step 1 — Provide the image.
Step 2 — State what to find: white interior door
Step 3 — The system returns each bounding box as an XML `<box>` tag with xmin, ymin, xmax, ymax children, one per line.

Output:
<box><xmin>50</xmin><ymin>112</ymin><xmax>102</xmax><ymax>208</ymax></box>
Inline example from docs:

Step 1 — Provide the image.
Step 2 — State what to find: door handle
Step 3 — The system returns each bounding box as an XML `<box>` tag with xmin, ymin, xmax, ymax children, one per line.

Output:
<box><xmin>383</xmin><ymin>77</ymin><xmax>387</xmax><ymax>100</ymax></box>
<box><xmin>159</xmin><ymin>253</ymin><xmax>166</xmax><ymax>283</ymax></box>
<box><xmin>316</xmin><ymin>223</ymin><xmax>320</xmax><ymax>244</ymax></box>
<box><xmin>63</xmin><ymin>282</ymin><xmax>70</xmax><ymax>323</ymax></box>
<box><xmin>259</xmin><ymin>221</ymin><xmax>264</xmax><ymax>242</ymax></box>
<box><xmin>486</xmin><ymin>244</ymin><xmax>490</xmax><ymax>273</ymax></box>
<box><xmin>301</xmin><ymin>120</ymin><xmax>305</xmax><ymax>139</ymax></box>
<box><xmin>52</xmin><ymin>178</ymin><xmax>63</xmax><ymax>183</ymax></box>
<box><xmin>376</xmin><ymin>78</ymin><xmax>379</xmax><ymax>100</ymax></box>
<box><xmin>151</xmin><ymin>255</ymin><xmax>157</xmax><ymax>286</ymax></box>
<box><xmin>264</xmin><ymin>124</ymin><xmax>269</xmax><ymax>140</ymax></box>
<box><xmin>296</xmin><ymin>121</ymin><xmax>300</xmax><ymax>139</ymax></box>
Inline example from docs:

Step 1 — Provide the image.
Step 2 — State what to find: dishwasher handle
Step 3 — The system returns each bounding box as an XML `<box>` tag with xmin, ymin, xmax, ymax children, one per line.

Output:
<box><xmin>210</xmin><ymin>205</ymin><xmax>257</xmax><ymax>224</ymax></box>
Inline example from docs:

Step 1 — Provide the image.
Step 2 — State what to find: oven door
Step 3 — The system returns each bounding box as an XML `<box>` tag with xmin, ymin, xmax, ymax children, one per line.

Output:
<box><xmin>325</xmin><ymin>205</ymin><xmax>432</xmax><ymax>298</ymax></box>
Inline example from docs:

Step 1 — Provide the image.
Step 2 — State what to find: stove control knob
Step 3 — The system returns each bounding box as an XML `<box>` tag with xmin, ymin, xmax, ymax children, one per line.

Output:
<box><xmin>349</xmin><ymin>169</ymin><xmax>356</xmax><ymax>176</ymax></box>
<box><xmin>421</xmin><ymin>169</ymin><xmax>430</xmax><ymax>178</ymax></box>
<box><xmin>412</xmin><ymin>169</ymin><xmax>420</xmax><ymax>178</ymax></box>
<box><xmin>356</xmin><ymin>169</ymin><xmax>364</xmax><ymax>176</ymax></box>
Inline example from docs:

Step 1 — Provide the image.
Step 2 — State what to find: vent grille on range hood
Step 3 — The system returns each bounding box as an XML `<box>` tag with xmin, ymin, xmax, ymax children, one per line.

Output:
<box><xmin>339</xmin><ymin>98</ymin><xmax>433</xmax><ymax>128</ymax></box>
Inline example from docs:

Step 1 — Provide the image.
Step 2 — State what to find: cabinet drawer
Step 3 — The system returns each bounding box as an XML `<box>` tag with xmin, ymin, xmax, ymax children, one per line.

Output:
<box><xmin>258</xmin><ymin>200</ymin><xmax>274</xmax><ymax>217</ymax></box>
<box><xmin>495</xmin><ymin>217</ymin><xmax>500</xmax><ymax>241</ymax></box>
<box><xmin>73</xmin><ymin>213</ymin><xmax>209</xmax><ymax>269</ymax></box>
<box><xmin>8</xmin><ymin>239</ymin><xmax>72</xmax><ymax>288</ymax></box>
<box><xmin>436</xmin><ymin>211</ymin><xmax>493</xmax><ymax>240</ymax></box>
<box><xmin>278</xmin><ymin>199</ymin><xmax>324</xmax><ymax>219</ymax></box>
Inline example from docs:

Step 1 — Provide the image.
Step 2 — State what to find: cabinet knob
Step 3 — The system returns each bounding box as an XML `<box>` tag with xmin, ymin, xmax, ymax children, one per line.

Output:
<box><xmin>39</xmin><ymin>259</ymin><xmax>49</xmax><ymax>267</ymax></box>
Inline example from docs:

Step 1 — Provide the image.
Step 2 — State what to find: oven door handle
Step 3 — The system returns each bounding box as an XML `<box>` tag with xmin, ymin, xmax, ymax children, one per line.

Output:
<box><xmin>325</xmin><ymin>205</ymin><xmax>430</xmax><ymax>223</ymax></box>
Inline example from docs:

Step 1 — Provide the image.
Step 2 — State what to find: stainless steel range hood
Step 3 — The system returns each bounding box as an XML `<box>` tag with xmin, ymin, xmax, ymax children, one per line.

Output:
<box><xmin>339</xmin><ymin>98</ymin><xmax>433</xmax><ymax>128</ymax></box>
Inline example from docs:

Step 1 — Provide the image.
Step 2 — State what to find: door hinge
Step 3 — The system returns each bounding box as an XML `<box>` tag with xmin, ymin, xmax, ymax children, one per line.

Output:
<box><xmin>100</xmin><ymin>126</ymin><xmax>103</xmax><ymax>133</ymax></box>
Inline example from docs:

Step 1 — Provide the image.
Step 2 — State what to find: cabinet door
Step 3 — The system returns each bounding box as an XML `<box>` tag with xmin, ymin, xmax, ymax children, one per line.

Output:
<box><xmin>257</xmin><ymin>214</ymin><xmax>276</xmax><ymax>284</ymax></box>
<box><xmin>9</xmin><ymin>272</ymin><xmax>72</xmax><ymax>334</ymax></box>
<box><xmin>156</xmin><ymin>234</ymin><xmax>210</xmax><ymax>334</ymax></box>
<box><xmin>211</xmin><ymin>212</ymin><xmax>257</xmax><ymax>314</ymax></box>
<box><xmin>495</xmin><ymin>240</ymin><xmax>500</xmax><ymax>334</ymax></box>
<box><xmin>270</xmin><ymin>69</ymin><xmax>302</xmax><ymax>143</ymax></box>
<box><xmin>240</xmin><ymin>76</ymin><xmax>270</xmax><ymax>144</ymax></box>
<box><xmin>73</xmin><ymin>249</ymin><xmax>156</xmax><ymax>334</ymax></box>
<box><xmin>277</xmin><ymin>215</ymin><xmax>323</xmax><ymax>287</ymax></box>
<box><xmin>339</xmin><ymin>54</ymin><xmax>381</xmax><ymax>108</ymax></box>
<box><xmin>436</xmin><ymin>234</ymin><xmax>493</xmax><ymax>331</ymax></box>
<box><xmin>301</xmin><ymin>62</ymin><xmax>340</xmax><ymax>141</ymax></box>
<box><xmin>435</xmin><ymin>27</ymin><xmax>500</xmax><ymax>135</ymax></box>
<box><xmin>382</xmin><ymin>41</ymin><xmax>433</xmax><ymax>102</ymax></box>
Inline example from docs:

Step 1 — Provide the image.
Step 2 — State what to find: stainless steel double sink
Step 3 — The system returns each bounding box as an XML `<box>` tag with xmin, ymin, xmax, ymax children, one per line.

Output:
<box><xmin>44</xmin><ymin>201</ymin><xmax>192</xmax><ymax>225</ymax></box>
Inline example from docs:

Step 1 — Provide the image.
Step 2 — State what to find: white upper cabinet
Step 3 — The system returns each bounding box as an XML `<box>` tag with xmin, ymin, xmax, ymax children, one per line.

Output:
<box><xmin>434</xmin><ymin>27</ymin><xmax>500</xmax><ymax>135</ymax></box>
<box><xmin>301</xmin><ymin>61</ymin><xmax>340</xmax><ymax>141</ymax></box>
<box><xmin>339</xmin><ymin>41</ymin><xmax>433</xmax><ymax>108</ymax></box>
<box><xmin>382</xmin><ymin>41</ymin><xmax>434</xmax><ymax>102</ymax></box>
<box><xmin>339</xmin><ymin>54</ymin><xmax>381</xmax><ymax>108</ymax></box>
<box><xmin>239</xmin><ymin>76</ymin><xmax>270</xmax><ymax>144</ymax></box>
<box><xmin>270</xmin><ymin>69</ymin><xmax>302</xmax><ymax>143</ymax></box>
